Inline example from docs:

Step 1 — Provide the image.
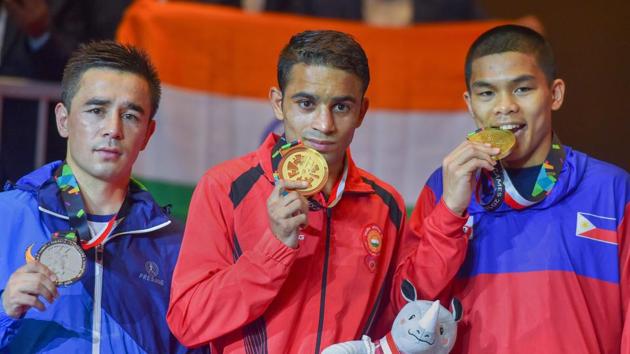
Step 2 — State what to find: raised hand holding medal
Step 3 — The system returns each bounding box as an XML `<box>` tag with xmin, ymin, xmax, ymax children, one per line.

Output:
<box><xmin>441</xmin><ymin>131</ymin><xmax>502</xmax><ymax>216</ymax></box>
<box><xmin>467</xmin><ymin>128</ymin><xmax>516</xmax><ymax>211</ymax></box>
<box><xmin>267</xmin><ymin>140</ymin><xmax>328</xmax><ymax>248</ymax></box>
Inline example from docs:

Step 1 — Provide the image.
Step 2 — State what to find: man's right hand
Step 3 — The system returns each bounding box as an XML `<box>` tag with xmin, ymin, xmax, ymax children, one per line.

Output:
<box><xmin>442</xmin><ymin>140</ymin><xmax>500</xmax><ymax>216</ymax></box>
<box><xmin>267</xmin><ymin>180</ymin><xmax>310</xmax><ymax>249</ymax></box>
<box><xmin>1</xmin><ymin>261</ymin><xmax>58</xmax><ymax>319</ymax></box>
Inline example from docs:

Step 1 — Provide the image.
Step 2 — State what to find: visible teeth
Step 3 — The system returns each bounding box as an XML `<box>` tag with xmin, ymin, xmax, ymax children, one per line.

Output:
<box><xmin>498</xmin><ymin>124</ymin><xmax>520</xmax><ymax>130</ymax></box>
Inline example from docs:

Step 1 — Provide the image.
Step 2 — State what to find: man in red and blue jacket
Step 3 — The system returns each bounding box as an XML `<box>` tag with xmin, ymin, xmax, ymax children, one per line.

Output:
<box><xmin>396</xmin><ymin>25</ymin><xmax>630</xmax><ymax>353</ymax></box>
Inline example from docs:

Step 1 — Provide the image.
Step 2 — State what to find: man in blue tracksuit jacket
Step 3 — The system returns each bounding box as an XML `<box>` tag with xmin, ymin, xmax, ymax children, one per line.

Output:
<box><xmin>0</xmin><ymin>42</ymin><xmax>206</xmax><ymax>353</ymax></box>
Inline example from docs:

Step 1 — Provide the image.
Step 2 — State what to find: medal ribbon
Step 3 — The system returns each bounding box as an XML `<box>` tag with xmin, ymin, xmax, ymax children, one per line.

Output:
<box><xmin>324</xmin><ymin>156</ymin><xmax>347</xmax><ymax>208</ymax></box>
<box><xmin>476</xmin><ymin>134</ymin><xmax>566</xmax><ymax>211</ymax></box>
<box><xmin>376</xmin><ymin>332</ymin><xmax>401</xmax><ymax>354</ymax></box>
<box><xmin>54</xmin><ymin>162</ymin><xmax>121</xmax><ymax>250</ymax></box>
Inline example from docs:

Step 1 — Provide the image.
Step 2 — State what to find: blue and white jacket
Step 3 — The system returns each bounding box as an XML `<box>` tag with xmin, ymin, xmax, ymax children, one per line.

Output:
<box><xmin>0</xmin><ymin>161</ymin><xmax>207</xmax><ymax>354</ymax></box>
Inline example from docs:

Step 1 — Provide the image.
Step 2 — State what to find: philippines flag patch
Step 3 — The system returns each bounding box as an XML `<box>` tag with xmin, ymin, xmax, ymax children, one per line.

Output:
<box><xmin>575</xmin><ymin>212</ymin><xmax>618</xmax><ymax>245</ymax></box>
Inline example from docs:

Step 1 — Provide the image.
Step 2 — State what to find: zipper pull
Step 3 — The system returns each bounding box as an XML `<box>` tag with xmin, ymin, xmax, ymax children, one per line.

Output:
<box><xmin>95</xmin><ymin>244</ymin><xmax>104</xmax><ymax>264</ymax></box>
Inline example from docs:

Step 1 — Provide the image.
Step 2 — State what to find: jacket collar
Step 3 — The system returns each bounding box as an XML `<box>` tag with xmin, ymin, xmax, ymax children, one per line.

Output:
<box><xmin>256</xmin><ymin>133</ymin><xmax>374</xmax><ymax>194</ymax></box>
<box><xmin>14</xmin><ymin>161</ymin><xmax>171</xmax><ymax>235</ymax></box>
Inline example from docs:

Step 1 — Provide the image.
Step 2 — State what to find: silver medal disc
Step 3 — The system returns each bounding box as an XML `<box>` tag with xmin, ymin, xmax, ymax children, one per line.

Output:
<box><xmin>36</xmin><ymin>238</ymin><xmax>87</xmax><ymax>286</ymax></box>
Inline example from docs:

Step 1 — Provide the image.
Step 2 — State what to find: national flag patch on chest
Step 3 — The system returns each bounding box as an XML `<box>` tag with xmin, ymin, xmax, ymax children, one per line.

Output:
<box><xmin>575</xmin><ymin>212</ymin><xmax>618</xmax><ymax>245</ymax></box>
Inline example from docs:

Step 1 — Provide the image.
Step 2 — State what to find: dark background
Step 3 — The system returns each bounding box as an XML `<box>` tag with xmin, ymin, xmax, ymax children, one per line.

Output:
<box><xmin>481</xmin><ymin>0</ymin><xmax>630</xmax><ymax>172</ymax></box>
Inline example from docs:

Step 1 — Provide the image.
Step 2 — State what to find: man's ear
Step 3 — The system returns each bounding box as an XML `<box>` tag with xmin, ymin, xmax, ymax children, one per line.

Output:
<box><xmin>463</xmin><ymin>91</ymin><xmax>473</xmax><ymax>117</ymax></box>
<box><xmin>550</xmin><ymin>79</ymin><xmax>565</xmax><ymax>111</ymax></box>
<box><xmin>269</xmin><ymin>87</ymin><xmax>284</xmax><ymax>122</ymax></box>
<box><xmin>141</xmin><ymin>119</ymin><xmax>156</xmax><ymax>151</ymax></box>
<box><xmin>356</xmin><ymin>97</ymin><xmax>370</xmax><ymax>128</ymax></box>
<box><xmin>463</xmin><ymin>91</ymin><xmax>483</xmax><ymax>128</ymax></box>
<box><xmin>55</xmin><ymin>103</ymin><xmax>70</xmax><ymax>138</ymax></box>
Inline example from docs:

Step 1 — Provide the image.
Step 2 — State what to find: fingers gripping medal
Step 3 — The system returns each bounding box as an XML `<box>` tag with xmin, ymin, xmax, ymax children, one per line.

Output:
<box><xmin>467</xmin><ymin>128</ymin><xmax>515</xmax><ymax>211</ymax></box>
<box><xmin>277</xmin><ymin>143</ymin><xmax>329</xmax><ymax>196</ymax></box>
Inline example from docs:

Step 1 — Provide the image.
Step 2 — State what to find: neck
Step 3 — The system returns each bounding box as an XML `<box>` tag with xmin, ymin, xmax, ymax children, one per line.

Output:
<box><xmin>503</xmin><ymin>133</ymin><xmax>552</xmax><ymax>169</ymax></box>
<box><xmin>66</xmin><ymin>162</ymin><xmax>128</xmax><ymax>215</ymax></box>
<box><xmin>323</xmin><ymin>156</ymin><xmax>345</xmax><ymax>197</ymax></box>
<box><xmin>80</xmin><ymin>182</ymin><xmax>127</xmax><ymax>215</ymax></box>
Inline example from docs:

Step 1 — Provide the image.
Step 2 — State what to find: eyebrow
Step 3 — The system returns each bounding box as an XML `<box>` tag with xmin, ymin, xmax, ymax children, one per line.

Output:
<box><xmin>290</xmin><ymin>92</ymin><xmax>357</xmax><ymax>103</ymax></box>
<box><xmin>83</xmin><ymin>98</ymin><xmax>145</xmax><ymax>115</ymax></box>
<box><xmin>512</xmin><ymin>75</ymin><xmax>536</xmax><ymax>84</ymax></box>
<box><xmin>472</xmin><ymin>74</ymin><xmax>537</xmax><ymax>90</ymax></box>
<box><xmin>291</xmin><ymin>92</ymin><xmax>318</xmax><ymax>101</ymax></box>
<box><xmin>84</xmin><ymin>98</ymin><xmax>111</xmax><ymax>107</ymax></box>
<box><xmin>331</xmin><ymin>95</ymin><xmax>357</xmax><ymax>103</ymax></box>
<box><xmin>471</xmin><ymin>81</ymin><xmax>493</xmax><ymax>90</ymax></box>
<box><xmin>123</xmin><ymin>102</ymin><xmax>146</xmax><ymax>115</ymax></box>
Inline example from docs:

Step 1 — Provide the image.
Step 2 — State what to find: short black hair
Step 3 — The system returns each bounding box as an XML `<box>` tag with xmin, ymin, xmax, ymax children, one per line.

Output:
<box><xmin>61</xmin><ymin>41</ymin><xmax>161</xmax><ymax>119</ymax></box>
<box><xmin>277</xmin><ymin>30</ymin><xmax>370</xmax><ymax>94</ymax></box>
<box><xmin>465</xmin><ymin>25</ymin><xmax>556</xmax><ymax>90</ymax></box>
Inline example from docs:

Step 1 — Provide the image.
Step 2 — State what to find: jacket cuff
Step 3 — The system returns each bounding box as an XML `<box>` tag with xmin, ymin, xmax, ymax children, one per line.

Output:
<box><xmin>431</xmin><ymin>198</ymin><xmax>470</xmax><ymax>238</ymax></box>
<box><xmin>0</xmin><ymin>290</ymin><xmax>22</xmax><ymax>330</ymax></box>
<box><xmin>254</xmin><ymin>229</ymin><xmax>298</xmax><ymax>267</ymax></box>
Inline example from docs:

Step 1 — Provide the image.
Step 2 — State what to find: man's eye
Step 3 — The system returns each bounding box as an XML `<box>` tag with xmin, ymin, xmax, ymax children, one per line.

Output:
<box><xmin>298</xmin><ymin>100</ymin><xmax>313</xmax><ymax>109</ymax></box>
<box><xmin>123</xmin><ymin>113</ymin><xmax>139</xmax><ymax>121</ymax></box>
<box><xmin>478</xmin><ymin>91</ymin><xmax>494</xmax><ymax>98</ymax></box>
<box><xmin>515</xmin><ymin>87</ymin><xmax>533</xmax><ymax>94</ymax></box>
<box><xmin>333</xmin><ymin>103</ymin><xmax>349</xmax><ymax>113</ymax></box>
<box><xmin>88</xmin><ymin>108</ymin><xmax>103</xmax><ymax>114</ymax></box>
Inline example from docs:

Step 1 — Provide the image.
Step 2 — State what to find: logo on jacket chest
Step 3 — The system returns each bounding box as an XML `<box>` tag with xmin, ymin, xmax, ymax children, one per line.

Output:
<box><xmin>139</xmin><ymin>260</ymin><xmax>165</xmax><ymax>286</ymax></box>
<box><xmin>575</xmin><ymin>212</ymin><xmax>618</xmax><ymax>245</ymax></box>
<box><xmin>362</xmin><ymin>224</ymin><xmax>383</xmax><ymax>273</ymax></box>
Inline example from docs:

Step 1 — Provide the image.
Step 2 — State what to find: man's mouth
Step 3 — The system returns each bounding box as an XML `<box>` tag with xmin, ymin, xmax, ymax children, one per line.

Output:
<box><xmin>94</xmin><ymin>148</ymin><xmax>122</xmax><ymax>158</ymax></box>
<box><xmin>493</xmin><ymin>123</ymin><xmax>525</xmax><ymax>134</ymax></box>
<box><xmin>303</xmin><ymin>138</ymin><xmax>335</xmax><ymax>152</ymax></box>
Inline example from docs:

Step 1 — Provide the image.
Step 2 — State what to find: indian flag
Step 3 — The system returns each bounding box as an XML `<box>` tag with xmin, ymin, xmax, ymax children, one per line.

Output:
<box><xmin>118</xmin><ymin>1</ymin><xmax>506</xmax><ymax>220</ymax></box>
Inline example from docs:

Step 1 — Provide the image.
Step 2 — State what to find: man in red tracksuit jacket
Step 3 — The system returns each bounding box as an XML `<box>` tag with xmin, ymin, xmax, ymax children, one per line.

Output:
<box><xmin>167</xmin><ymin>30</ymin><xmax>406</xmax><ymax>353</ymax></box>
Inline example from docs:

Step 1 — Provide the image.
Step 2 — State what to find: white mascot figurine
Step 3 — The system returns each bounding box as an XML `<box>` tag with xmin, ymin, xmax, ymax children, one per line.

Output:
<box><xmin>322</xmin><ymin>279</ymin><xmax>462</xmax><ymax>354</ymax></box>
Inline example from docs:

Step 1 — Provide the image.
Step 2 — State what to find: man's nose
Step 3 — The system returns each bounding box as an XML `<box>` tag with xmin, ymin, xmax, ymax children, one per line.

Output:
<box><xmin>493</xmin><ymin>92</ymin><xmax>519</xmax><ymax>116</ymax></box>
<box><xmin>102</xmin><ymin>113</ymin><xmax>123</xmax><ymax>139</ymax></box>
<box><xmin>312</xmin><ymin>107</ymin><xmax>335</xmax><ymax>134</ymax></box>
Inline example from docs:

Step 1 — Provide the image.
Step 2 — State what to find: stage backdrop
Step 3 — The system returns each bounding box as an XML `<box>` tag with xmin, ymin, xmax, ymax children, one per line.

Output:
<box><xmin>117</xmin><ymin>0</ymin><xmax>507</xmax><ymax>221</ymax></box>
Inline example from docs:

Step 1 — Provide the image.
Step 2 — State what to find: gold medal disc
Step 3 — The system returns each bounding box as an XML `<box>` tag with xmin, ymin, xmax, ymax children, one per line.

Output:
<box><xmin>36</xmin><ymin>238</ymin><xmax>87</xmax><ymax>286</ymax></box>
<box><xmin>278</xmin><ymin>146</ymin><xmax>329</xmax><ymax>196</ymax></box>
<box><xmin>467</xmin><ymin>128</ymin><xmax>516</xmax><ymax>160</ymax></box>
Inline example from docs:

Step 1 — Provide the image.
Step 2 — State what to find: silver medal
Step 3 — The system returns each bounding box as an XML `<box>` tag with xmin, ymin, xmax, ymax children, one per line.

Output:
<box><xmin>36</xmin><ymin>238</ymin><xmax>87</xmax><ymax>286</ymax></box>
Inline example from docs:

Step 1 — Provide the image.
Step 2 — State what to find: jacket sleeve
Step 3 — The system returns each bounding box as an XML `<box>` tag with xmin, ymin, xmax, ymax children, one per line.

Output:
<box><xmin>0</xmin><ymin>290</ymin><xmax>23</xmax><ymax>350</ymax></box>
<box><xmin>390</xmin><ymin>184</ymin><xmax>470</xmax><ymax>310</ymax></box>
<box><xmin>0</xmin><ymin>192</ymin><xmax>25</xmax><ymax>350</ymax></box>
<box><xmin>166</xmin><ymin>172</ymin><xmax>298</xmax><ymax>348</ymax></box>
<box><xmin>619</xmin><ymin>199</ymin><xmax>630</xmax><ymax>351</ymax></box>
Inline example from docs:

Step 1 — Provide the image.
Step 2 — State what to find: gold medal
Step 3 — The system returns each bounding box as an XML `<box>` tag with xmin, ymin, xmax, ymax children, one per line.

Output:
<box><xmin>467</xmin><ymin>128</ymin><xmax>516</xmax><ymax>160</ymax></box>
<box><xmin>277</xmin><ymin>145</ymin><xmax>329</xmax><ymax>196</ymax></box>
<box><xmin>36</xmin><ymin>238</ymin><xmax>87</xmax><ymax>286</ymax></box>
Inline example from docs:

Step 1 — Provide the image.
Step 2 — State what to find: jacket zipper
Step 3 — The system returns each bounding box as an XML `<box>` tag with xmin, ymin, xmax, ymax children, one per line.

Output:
<box><xmin>92</xmin><ymin>244</ymin><xmax>104</xmax><ymax>354</ymax></box>
<box><xmin>314</xmin><ymin>208</ymin><xmax>332</xmax><ymax>354</ymax></box>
